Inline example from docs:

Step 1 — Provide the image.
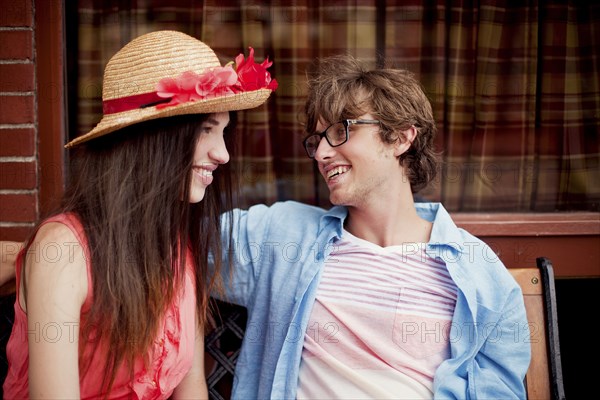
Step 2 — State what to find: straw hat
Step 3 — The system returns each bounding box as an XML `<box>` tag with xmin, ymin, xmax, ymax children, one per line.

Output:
<box><xmin>66</xmin><ymin>31</ymin><xmax>275</xmax><ymax>147</ymax></box>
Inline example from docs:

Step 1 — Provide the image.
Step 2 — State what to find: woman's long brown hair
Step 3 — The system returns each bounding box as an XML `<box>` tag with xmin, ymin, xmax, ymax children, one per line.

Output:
<box><xmin>29</xmin><ymin>113</ymin><xmax>236</xmax><ymax>393</ymax></box>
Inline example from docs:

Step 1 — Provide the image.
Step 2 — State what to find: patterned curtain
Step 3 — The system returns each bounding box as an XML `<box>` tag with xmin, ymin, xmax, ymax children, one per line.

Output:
<box><xmin>70</xmin><ymin>1</ymin><xmax>600</xmax><ymax>212</ymax></box>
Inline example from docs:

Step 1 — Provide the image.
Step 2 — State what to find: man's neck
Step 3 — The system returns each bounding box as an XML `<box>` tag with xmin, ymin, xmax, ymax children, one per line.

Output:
<box><xmin>344</xmin><ymin>191</ymin><xmax>433</xmax><ymax>247</ymax></box>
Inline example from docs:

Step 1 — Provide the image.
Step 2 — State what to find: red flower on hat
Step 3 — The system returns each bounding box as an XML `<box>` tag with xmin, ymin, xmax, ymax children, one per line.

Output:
<box><xmin>196</xmin><ymin>66</ymin><xmax>238</xmax><ymax>97</ymax></box>
<box><xmin>234</xmin><ymin>47</ymin><xmax>278</xmax><ymax>92</ymax></box>
<box><xmin>156</xmin><ymin>66</ymin><xmax>238</xmax><ymax>109</ymax></box>
<box><xmin>154</xmin><ymin>47</ymin><xmax>277</xmax><ymax>109</ymax></box>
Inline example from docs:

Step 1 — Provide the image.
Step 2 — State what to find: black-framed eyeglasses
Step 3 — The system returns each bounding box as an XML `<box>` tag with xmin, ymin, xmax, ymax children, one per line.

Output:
<box><xmin>302</xmin><ymin>119</ymin><xmax>381</xmax><ymax>158</ymax></box>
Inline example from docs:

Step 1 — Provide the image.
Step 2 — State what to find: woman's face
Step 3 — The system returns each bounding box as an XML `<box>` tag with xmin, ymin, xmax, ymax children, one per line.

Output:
<box><xmin>189</xmin><ymin>112</ymin><xmax>230</xmax><ymax>203</ymax></box>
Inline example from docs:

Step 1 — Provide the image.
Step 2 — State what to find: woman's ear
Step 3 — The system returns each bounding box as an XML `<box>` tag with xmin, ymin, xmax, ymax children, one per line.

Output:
<box><xmin>393</xmin><ymin>126</ymin><xmax>417</xmax><ymax>157</ymax></box>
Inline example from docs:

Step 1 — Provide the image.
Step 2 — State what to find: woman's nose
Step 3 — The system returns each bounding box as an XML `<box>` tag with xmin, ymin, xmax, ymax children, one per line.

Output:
<box><xmin>210</xmin><ymin>136</ymin><xmax>230</xmax><ymax>164</ymax></box>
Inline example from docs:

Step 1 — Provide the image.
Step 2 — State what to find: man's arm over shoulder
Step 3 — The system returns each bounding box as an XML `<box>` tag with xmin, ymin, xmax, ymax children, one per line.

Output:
<box><xmin>215</xmin><ymin>203</ymin><xmax>274</xmax><ymax>306</ymax></box>
<box><xmin>216</xmin><ymin>201</ymin><xmax>327</xmax><ymax>306</ymax></box>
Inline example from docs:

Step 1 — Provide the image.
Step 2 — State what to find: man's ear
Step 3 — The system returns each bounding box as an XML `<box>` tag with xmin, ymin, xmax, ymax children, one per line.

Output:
<box><xmin>393</xmin><ymin>126</ymin><xmax>417</xmax><ymax>157</ymax></box>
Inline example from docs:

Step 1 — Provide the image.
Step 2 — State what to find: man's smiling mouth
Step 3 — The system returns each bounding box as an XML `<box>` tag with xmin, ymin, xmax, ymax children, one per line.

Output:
<box><xmin>327</xmin><ymin>166</ymin><xmax>351</xmax><ymax>180</ymax></box>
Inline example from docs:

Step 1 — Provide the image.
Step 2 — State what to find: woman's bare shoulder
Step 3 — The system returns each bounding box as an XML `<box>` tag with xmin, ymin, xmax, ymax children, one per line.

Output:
<box><xmin>22</xmin><ymin>221</ymin><xmax>88</xmax><ymax>311</ymax></box>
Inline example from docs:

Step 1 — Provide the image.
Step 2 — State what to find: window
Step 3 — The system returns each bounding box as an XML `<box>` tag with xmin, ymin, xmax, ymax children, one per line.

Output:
<box><xmin>67</xmin><ymin>1</ymin><xmax>600</xmax><ymax>212</ymax></box>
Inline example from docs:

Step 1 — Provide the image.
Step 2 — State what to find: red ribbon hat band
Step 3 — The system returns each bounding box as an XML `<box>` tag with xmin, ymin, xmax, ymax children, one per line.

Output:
<box><xmin>102</xmin><ymin>92</ymin><xmax>168</xmax><ymax>114</ymax></box>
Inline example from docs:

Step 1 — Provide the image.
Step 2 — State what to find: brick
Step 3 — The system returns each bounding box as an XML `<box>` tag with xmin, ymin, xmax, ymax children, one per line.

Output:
<box><xmin>0</xmin><ymin>64</ymin><xmax>34</xmax><ymax>91</ymax></box>
<box><xmin>0</xmin><ymin>128</ymin><xmax>34</xmax><ymax>157</ymax></box>
<box><xmin>0</xmin><ymin>95</ymin><xmax>34</xmax><ymax>124</ymax></box>
<box><xmin>0</xmin><ymin>226</ymin><xmax>33</xmax><ymax>241</ymax></box>
<box><xmin>0</xmin><ymin>30</ymin><xmax>32</xmax><ymax>59</ymax></box>
<box><xmin>0</xmin><ymin>193</ymin><xmax>36</xmax><ymax>222</ymax></box>
<box><xmin>0</xmin><ymin>161</ymin><xmax>36</xmax><ymax>189</ymax></box>
<box><xmin>0</xmin><ymin>0</ymin><xmax>33</xmax><ymax>27</ymax></box>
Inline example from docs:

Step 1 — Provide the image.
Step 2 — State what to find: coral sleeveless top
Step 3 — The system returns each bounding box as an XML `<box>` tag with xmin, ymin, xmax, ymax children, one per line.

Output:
<box><xmin>3</xmin><ymin>213</ymin><xmax>197</xmax><ymax>399</ymax></box>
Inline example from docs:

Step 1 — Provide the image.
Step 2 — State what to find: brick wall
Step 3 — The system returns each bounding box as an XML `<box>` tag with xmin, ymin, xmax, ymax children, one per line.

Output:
<box><xmin>0</xmin><ymin>0</ymin><xmax>37</xmax><ymax>241</ymax></box>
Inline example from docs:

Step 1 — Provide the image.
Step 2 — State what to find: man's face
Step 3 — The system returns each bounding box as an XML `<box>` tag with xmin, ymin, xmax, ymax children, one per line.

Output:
<box><xmin>313</xmin><ymin>113</ymin><xmax>404</xmax><ymax>208</ymax></box>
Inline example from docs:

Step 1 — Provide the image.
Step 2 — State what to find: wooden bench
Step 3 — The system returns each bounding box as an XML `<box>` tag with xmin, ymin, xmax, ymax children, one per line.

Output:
<box><xmin>509</xmin><ymin>257</ymin><xmax>565</xmax><ymax>400</ymax></box>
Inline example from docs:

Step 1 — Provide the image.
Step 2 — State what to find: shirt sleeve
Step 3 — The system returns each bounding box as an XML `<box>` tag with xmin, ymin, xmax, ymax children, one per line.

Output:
<box><xmin>211</xmin><ymin>204</ymin><xmax>272</xmax><ymax>307</ymax></box>
<box><xmin>469</xmin><ymin>286</ymin><xmax>530</xmax><ymax>399</ymax></box>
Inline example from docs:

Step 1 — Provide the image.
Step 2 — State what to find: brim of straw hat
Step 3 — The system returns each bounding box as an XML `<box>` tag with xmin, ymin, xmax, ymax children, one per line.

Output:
<box><xmin>65</xmin><ymin>88</ymin><xmax>272</xmax><ymax>148</ymax></box>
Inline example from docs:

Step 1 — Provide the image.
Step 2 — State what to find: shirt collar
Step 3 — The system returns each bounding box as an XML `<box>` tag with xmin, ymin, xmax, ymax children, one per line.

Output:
<box><xmin>415</xmin><ymin>202</ymin><xmax>466</xmax><ymax>253</ymax></box>
<box><xmin>319</xmin><ymin>202</ymin><xmax>465</xmax><ymax>253</ymax></box>
<box><xmin>319</xmin><ymin>205</ymin><xmax>347</xmax><ymax>238</ymax></box>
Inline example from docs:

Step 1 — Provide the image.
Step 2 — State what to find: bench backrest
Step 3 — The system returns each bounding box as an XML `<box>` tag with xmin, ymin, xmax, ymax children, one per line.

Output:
<box><xmin>509</xmin><ymin>257</ymin><xmax>565</xmax><ymax>400</ymax></box>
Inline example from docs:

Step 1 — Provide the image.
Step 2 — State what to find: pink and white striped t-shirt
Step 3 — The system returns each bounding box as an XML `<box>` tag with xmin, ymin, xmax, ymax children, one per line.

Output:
<box><xmin>297</xmin><ymin>230</ymin><xmax>458</xmax><ymax>399</ymax></box>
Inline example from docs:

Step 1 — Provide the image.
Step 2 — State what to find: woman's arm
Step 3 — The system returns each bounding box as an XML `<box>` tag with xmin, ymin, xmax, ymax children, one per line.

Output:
<box><xmin>24</xmin><ymin>223</ymin><xmax>88</xmax><ymax>399</ymax></box>
<box><xmin>172</xmin><ymin>315</ymin><xmax>208</xmax><ymax>399</ymax></box>
<box><xmin>0</xmin><ymin>241</ymin><xmax>21</xmax><ymax>287</ymax></box>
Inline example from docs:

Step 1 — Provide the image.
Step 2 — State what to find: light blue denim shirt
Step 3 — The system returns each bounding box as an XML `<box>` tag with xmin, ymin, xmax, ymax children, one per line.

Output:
<box><xmin>215</xmin><ymin>201</ymin><xmax>530</xmax><ymax>399</ymax></box>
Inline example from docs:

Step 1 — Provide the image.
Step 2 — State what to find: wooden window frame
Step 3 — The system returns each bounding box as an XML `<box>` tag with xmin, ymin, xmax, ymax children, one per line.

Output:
<box><xmin>453</xmin><ymin>212</ymin><xmax>600</xmax><ymax>278</ymax></box>
<box><xmin>35</xmin><ymin>0</ymin><xmax>66</xmax><ymax>215</ymax></box>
